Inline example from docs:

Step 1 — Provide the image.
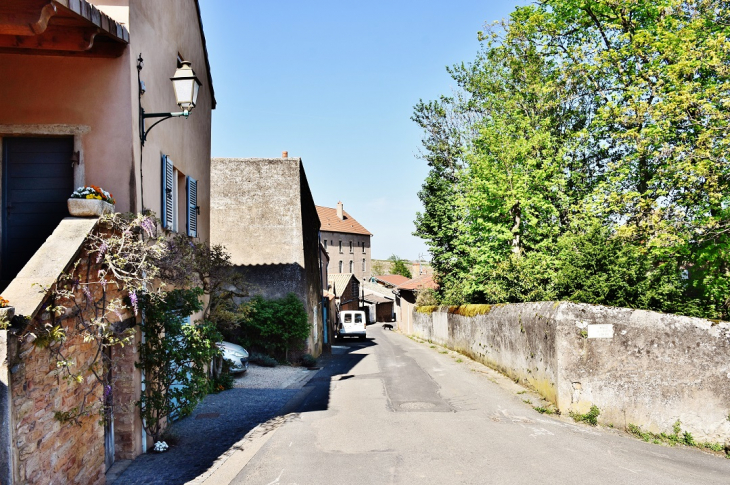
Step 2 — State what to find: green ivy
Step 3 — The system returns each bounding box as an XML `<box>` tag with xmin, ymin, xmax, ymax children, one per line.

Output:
<box><xmin>137</xmin><ymin>288</ymin><xmax>222</xmax><ymax>441</ymax></box>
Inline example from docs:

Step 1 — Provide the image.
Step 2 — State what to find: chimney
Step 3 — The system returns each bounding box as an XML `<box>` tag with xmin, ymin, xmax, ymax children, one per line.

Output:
<box><xmin>282</xmin><ymin>151</ymin><xmax>288</xmax><ymax>158</ymax></box>
<box><xmin>337</xmin><ymin>201</ymin><xmax>343</xmax><ymax>220</ymax></box>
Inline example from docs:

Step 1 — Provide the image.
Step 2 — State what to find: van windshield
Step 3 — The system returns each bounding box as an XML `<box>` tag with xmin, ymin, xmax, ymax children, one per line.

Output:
<box><xmin>344</xmin><ymin>314</ymin><xmax>352</xmax><ymax>323</ymax></box>
<box><xmin>354</xmin><ymin>314</ymin><xmax>363</xmax><ymax>323</ymax></box>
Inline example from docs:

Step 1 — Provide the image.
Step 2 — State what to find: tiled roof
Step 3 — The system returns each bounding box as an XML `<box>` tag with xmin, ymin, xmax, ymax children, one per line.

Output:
<box><xmin>327</xmin><ymin>273</ymin><xmax>357</xmax><ymax>298</ymax></box>
<box><xmin>373</xmin><ymin>275</ymin><xmax>409</xmax><ymax>287</ymax></box>
<box><xmin>316</xmin><ymin>205</ymin><xmax>372</xmax><ymax>236</ymax></box>
<box><xmin>397</xmin><ymin>274</ymin><xmax>439</xmax><ymax>291</ymax></box>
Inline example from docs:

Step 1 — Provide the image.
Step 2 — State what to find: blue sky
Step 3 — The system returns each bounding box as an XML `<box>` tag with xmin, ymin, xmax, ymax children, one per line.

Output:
<box><xmin>199</xmin><ymin>1</ymin><xmax>524</xmax><ymax>260</ymax></box>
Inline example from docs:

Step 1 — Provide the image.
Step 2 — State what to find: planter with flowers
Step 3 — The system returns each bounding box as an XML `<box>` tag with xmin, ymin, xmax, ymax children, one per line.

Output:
<box><xmin>68</xmin><ymin>186</ymin><xmax>116</xmax><ymax>217</ymax></box>
<box><xmin>0</xmin><ymin>296</ymin><xmax>14</xmax><ymax>329</ymax></box>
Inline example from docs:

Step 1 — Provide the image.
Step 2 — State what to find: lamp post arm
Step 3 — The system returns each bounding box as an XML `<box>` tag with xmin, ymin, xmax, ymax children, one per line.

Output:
<box><xmin>139</xmin><ymin>110</ymin><xmax>189</xmax><ymax>146</ymax></box>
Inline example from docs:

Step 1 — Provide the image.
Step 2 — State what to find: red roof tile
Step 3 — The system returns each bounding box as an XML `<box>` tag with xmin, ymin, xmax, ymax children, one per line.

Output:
<box><xmin>397</xmin><ymin>274</ymin><xmax>439</xmax><ymax>291</ymax></box>
<box><xmin>374</xmin><ymin>274</ymin><xmax>409</xmax><ymax>286</ymax></box>
<box><xmin>316</xmin><ymin>205</ymin><xmax>372</xmax><ymax>236</ymax></box>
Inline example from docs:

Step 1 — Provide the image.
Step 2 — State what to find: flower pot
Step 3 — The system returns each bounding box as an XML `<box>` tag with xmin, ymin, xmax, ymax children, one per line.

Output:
<box><xmin>68</xmin><ymin>198</ymin><xmax>115</xmax><ymax>217</ymax></box>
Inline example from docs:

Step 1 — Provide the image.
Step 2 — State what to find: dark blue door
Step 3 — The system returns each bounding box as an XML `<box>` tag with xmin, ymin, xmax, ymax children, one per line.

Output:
<box><xmin>2</xmin><ymin>137</ymin><xmax>74</xmax><ymax>285</ymax></box>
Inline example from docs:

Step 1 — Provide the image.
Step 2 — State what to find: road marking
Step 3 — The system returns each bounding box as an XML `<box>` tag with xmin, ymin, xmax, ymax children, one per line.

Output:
<box><xmin>266</xmin><ymin>469</ymin><xmax>285</xmax><ymax>485</ymax></box>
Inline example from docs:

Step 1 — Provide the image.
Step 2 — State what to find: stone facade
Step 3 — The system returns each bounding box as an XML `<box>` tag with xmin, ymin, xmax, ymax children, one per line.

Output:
<box><xmin>3</xmin><ymin>243</ymin><xmax>137</xmax><ymax>485</ymax></box>
<box><xmin>210</xmin><ymin>157</ymin><xmax>324</xmax><ymax>357</ymax></box>
<box><xmin>321</xmin><ymin>232</ymin><xmax>371</xmax><ymax>281</ymax></box>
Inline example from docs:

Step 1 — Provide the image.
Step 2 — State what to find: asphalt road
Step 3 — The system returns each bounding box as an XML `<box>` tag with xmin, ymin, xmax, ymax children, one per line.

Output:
<box><xmin>226</xmin><ymin>324</ymin><xmax>730</xmax><ymax>485</ymax></box>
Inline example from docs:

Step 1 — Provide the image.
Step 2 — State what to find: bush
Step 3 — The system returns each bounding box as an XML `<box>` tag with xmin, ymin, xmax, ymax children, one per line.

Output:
<box><xmin>300</xmin><ymin>354</ymin><xmax>317</xmax><ymax>367</ymax></box>
<box><xmin>237</xmin><ymin>293</ymin><xmax>310</xmax><ymax>361</ymax></box>
<box><xmin>250</xmin><ymin>352</ymin><xmax>277</xmax><ymax>367</ymax></box>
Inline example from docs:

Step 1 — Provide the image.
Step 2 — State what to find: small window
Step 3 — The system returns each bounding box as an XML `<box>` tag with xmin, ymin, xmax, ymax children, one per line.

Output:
<box><xmin>339</xmin><ymin>241</ymin><xmax>342</xmax><ymax>254</ymax></box>
<box><xmin>344</xmin><ymin>314</ymin><xmax>352</xmax><ymax>323</ymax></box>
<box><xmin>324</xmin><ymin>240</ymin><xmax>328</xmax><ymax>249</ymax></box>
<box><xmin>339</xmin><ymin>261</ymin><xmax>343</xmax><ymax>272</ymax></box>
<box><xmin>354</xmin><ymin>314</ymin><xmax>363</xmax><ymax>323</ymax></box>
<box><xmin>362</xmin><ymin>242</ymin><xmax>366</xmax><ymax>253</ymax></box>
<box><xmin>349</xmin><ymin>241</ymin><xmax>353</xmax><ymax>253</ymax></box>
<box><xmin>349</xmin><ymin>260</ymin><xmax>353</xmax><ymax>273</ymax></box>
<box><xmin>362</xmin><ymin>259</ymin><xmax>365</xmax><ymax>271</ymax></box>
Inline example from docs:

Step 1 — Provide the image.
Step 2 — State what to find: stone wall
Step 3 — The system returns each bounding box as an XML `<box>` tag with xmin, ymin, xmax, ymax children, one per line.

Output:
<box><xmin>1</xmin><ymin>221</ymin><xmax>139</xmax><ymax>484</ymax></box>
<box><xmin>410</xmin><ymin>302</ymin><xmax>730</xmax><ymax>442</ymax></box>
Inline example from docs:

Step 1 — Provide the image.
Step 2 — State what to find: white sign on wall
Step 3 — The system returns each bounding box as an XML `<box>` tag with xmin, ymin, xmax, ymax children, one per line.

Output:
<box><xmin>587</xmin><ymin>324</ymin><xmax>614</xmax><ymax>339</ymax></box>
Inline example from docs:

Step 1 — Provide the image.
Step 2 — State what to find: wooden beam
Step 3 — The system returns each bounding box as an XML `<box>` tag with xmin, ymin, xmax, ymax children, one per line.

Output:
<box><xmin>0</xmin><ymin>1</ymin><xmax>57</xmax><ymax>36</ymax></box>
<box><xmin>0</xmin><ymin>37</ymin><xmax>125</xmax><ymax>58</ymax></box>
<box><xmin>0</xmin><ymin>25</ymin><xmax>98</xmax><ymax>52</ymax></box>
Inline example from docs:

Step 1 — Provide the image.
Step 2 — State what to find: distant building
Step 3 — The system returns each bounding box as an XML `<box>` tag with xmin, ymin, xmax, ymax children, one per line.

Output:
<box><xmin>211</xmin><ymin>155</ymin><xmax>325</xmax><ymax>357</ymax></box>
<box><xmin>328</xmin><ymin>273</ymin><xmax>361</xmax><ymax>312</ymax></box>
<box><xmin>317</xmin><ymin>202</ymin><xmax>372</xmax><ymax>281</ymax></box>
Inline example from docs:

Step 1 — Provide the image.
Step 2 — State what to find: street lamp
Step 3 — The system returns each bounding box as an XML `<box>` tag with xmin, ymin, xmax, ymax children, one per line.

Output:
<box><xmin>136</xmin><ymin>53</ymin><xmax>202</xmax><ymax>211</ymax></box>
<box><xmin>137</xmin><ymin>54</ymin><xmax>202</xmax><ymax>146</ymax></box>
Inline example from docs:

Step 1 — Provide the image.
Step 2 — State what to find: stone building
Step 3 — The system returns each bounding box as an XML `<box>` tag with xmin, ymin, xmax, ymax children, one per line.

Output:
<box><xmin>317</xmin><ymin>202</ymin><xmax>373</xmax><ymax>281</ymax></box>
<box><xmin>210</xmin><ymin>155</ymin><xmax>325</xmax><ymax>357</ymax></box>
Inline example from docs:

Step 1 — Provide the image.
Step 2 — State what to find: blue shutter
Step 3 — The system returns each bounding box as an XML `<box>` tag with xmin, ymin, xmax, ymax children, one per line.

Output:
<box><xmin>161</xmin><ymin>155</ymin><xmax>174</xmax><ymax>230</ymax></box>
<box><xmin>186</xmin><ymin>176</ymin><xmax>198</xmax><ymax>237</ymax></box>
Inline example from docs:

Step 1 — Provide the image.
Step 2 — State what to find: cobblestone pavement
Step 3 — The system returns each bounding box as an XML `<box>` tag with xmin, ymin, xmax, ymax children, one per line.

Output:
<box><xmin>110</xmin><ymin>384</ymin><xmax>301</xmax><ymax>484</ymax></box>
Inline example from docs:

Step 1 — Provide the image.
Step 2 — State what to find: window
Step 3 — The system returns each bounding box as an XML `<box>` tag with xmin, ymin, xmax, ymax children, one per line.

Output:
<box><xmin>339</xmin><ymin>261</ymin><xmax>343</xmax><ymax>272</ymax></box>
<box><xmin>339</xmin><ymin>241</ymin><xmax>342</xmax><ymax>254</ymax></box>
<box><xmin>362</xmin><ymin>241</ymin><xmax>366</xmax><ymax>253</ymax></box>
<box><xmin>349</xmin><ymin>241</ymin><xmax>353</xmax><ymax>253</ymax></box>
<box><xmin>362</xmin><ymin>259</ymin><xmax>365</xmax><ymax>271</ymax></box>
<box><xmin>349</xmin><ymin>260</ymin><xmax>353</xmax><ymax>273</ymax></box>
<box><xmin>354</xmin><ymin>313</ymin><xmax>363</xmax><ymax>323</ymax></box>
<box><xmin>324</xmin><ymin>240</ymin><xmax>328</xmax><ymax>249</ymax></box>
<box><xmin>161</xmin><ymin>155</ymin><xmax>197</xmax><ymax>237</ymax></box>
<box><xmin>344</xmin><ymin>313</ymin><xmax>352</xmax><ymax>323</ymax></box>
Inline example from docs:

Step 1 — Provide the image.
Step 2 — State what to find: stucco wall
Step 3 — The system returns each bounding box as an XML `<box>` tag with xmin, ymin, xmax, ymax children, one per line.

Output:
<box><xmin>211</xmin><ymin>157</ymin><xmax>323</xmax><ymax>356</ymax></box>
<box><xmin>409</xmin><ymin>303</ymin><xmax>730</xmax><ymax>442</ymax></box>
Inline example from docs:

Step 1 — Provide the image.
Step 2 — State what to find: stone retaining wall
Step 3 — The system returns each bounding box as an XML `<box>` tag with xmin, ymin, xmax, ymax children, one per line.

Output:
<box><xmin>411</xmin><ymin>302</ymin><xmax>730</xmax><ymax>442</ymax></box>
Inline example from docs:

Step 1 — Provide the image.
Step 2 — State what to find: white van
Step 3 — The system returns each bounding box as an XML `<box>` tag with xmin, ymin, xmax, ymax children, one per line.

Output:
<box><xmin>337</xmin><ymin>310</ymin><xmax>367</xmax><ymax>340</ymax></box>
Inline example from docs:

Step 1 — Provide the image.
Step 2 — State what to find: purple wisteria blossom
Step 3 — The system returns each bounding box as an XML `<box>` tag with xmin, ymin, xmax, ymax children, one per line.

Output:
<box><xmin>130</xmin><ymin>290</ymin><xmax>138</xmax><ymax>316</ymax></box>
<box><xmin>140</xmin><ymin>217</ymin><xmax>155</xmax><ymax>238</ymax></box>
<box><xmin>96</xmin><ymin>241</ymin><xmax>108</xmax><ymax>263</ymax></box>
<box><xmin>82</xmin><ymin>285</ymin><xmax>92</xmax><ymax>302</ymax></box>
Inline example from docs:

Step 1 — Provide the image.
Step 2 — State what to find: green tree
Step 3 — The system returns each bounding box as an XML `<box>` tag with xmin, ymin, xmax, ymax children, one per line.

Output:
<box><xmin>388</xmin><ymin>254</ymin><xmax>413</xmax><ymax>279</ymax></box>
<box><xmin>413</xmin><ymin>0</ymin><xmax>730</xmax><ymax>319</ymax></box>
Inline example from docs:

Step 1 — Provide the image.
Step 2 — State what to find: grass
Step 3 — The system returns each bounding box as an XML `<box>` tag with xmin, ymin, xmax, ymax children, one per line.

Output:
<box><xmin>523</xmin><ymin>399</ymin><xmax>532</xmax><ymax>405</ymax></box>
<box><xmin>627</xmin><ymin>421</ymin><xmax>728</xmax><ymax>456</ymax></box>
<box><xmin>533</xmin><ymin>406</ymin><xmax>558</xmax><ymax>415</ymax></box>
<box><xmin>516</xmin><ymin>390</ymin><xmax>527</xmax><ymax>395</ymax></box>
<box><xmin>455</xmin><ymin>358</ymin><xmax>463</xmax><ymax>363</ymax></box>
<box><xmin>429</xmin><ymin>345</ymin><xmax>436</xmax><ymax>348</ymax></box>
<box><xmin>439</xmin><ymin>350</ymin><xmax>448</xmax><ymax>354</ymax></box>
<box><xmin>569</xmin><ymin>405</ymin><xmax>600</xmax><ymax>426</ymax></box>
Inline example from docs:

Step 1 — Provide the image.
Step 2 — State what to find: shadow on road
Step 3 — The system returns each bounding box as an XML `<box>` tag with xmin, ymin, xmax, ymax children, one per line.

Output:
<box><xmin>111</xmin><ymin>331</ymin><xmax>380</xmax><ymax>485</ymax></box>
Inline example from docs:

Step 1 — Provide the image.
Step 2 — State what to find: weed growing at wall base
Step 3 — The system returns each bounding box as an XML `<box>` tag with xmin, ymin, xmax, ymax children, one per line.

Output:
<box><xmin>570</xmin><ymin>406</ymin><xmax>600</xmax><ymax>426</ymax></box>
<box><xmin>627</xmin><ymin>421</ymin><xmax>729</xmax><ymax>457</ymax></box>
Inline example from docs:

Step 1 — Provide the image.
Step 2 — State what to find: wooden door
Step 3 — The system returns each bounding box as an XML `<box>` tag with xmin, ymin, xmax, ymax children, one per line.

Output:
<box><xmin>1</xmin><ymin>137</ymin><xmax>74</xmax><ymax>285</ymax></box>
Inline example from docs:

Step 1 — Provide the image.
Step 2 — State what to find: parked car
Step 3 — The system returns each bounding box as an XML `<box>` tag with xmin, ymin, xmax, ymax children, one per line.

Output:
<box><xmin>217</xmin><ymin>341</ymin><xmax>249</xmax><ymax>374</ymax></box>
<box><xmin>336</xmin><ymin>310</ymin><xmax>367</xmax><ymax>340</ymax></box>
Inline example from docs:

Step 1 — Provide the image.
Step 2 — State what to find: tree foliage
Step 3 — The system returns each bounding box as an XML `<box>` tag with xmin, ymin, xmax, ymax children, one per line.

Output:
<box><xmin>414</xmin><ymin>0</ymin><xmax>730</xmax><ymax>319</ymax></box>
<box><xmin>387</xmin><ymin>254</ymin><xmax>413</xmax><ymax>279</ymax></box>
<box><xmin>236</xmin><ymin>293</ymin><xmax>310</xmax><ymax>361</ymax></box>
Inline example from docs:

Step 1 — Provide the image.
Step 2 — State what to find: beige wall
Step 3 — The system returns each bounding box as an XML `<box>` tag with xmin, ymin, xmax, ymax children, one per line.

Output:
<box><xmin>0</xmin><ymin>0</ymin><xmax>213</xmax><ymax>243</ymax></box>
<box><xmin>322</xmin><ymin>231</ymin><xmax>371</xmax><ymax>281</ymax></box>
<box><xmin>410</xmin><ymin>302</ymin><xmax>730</xmax><ymax>443</ymax></box>
<box><xmin>128</xmin><ymin>0</ymin><xmax>213</xmax><ymax>242</ymax></box>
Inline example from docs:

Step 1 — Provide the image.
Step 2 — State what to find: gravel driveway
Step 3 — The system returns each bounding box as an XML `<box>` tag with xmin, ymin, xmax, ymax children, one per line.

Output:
<box><xmin>108</xmin><ymin>363</ymin><xmax>319</xmax><ymax>485</ymax></box>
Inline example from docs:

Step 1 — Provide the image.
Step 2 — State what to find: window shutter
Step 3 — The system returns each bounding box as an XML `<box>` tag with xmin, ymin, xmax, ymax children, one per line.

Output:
<box><xmin>186</xmin><ymin>175</ymin><xmax>198</xmax><ymax>237</ymax></box>
<box><xmin>161</xmin><ymin>155</ymin><xmax>174</xmax><ymax>230</ymax></box>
